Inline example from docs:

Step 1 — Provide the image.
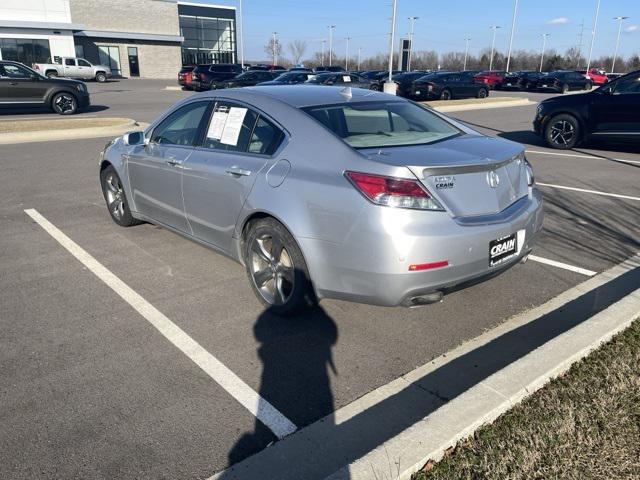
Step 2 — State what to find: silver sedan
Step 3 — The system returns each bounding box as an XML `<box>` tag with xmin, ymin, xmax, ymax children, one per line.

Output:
<box><xmin>99</xmin><ymin>86</ymin><xmax>543</xmax><ymax>314</ymax></box>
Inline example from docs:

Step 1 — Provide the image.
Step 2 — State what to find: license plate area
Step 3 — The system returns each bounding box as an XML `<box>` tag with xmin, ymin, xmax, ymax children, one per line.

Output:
<box><xmin>489</xmin><ymin>233</ymin><xmax>517</xmax><ymax>267</ymax></box>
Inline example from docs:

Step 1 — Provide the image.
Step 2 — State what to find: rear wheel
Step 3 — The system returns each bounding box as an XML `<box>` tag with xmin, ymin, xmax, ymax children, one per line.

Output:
<box><xmin>243</xmin><ymin>218</ymin><xmax>316</xmax><ymax>315</ymax></box>
<box><xmin>46</xmin><ymin>71</ymin><xmax>58</xmax><ymax>78</ymax></box>
<box><xmin>584</xmin><ymin>81</ymin><xmax>592</xmax><ymax>91</ymax></box>
<box><xmin>95</xmin><ymin>72</ymin><xmax>107</xmax><ymax>83</ymax></box>
<box><xmin>51</xmin><ymin>92</ymin><xmax>77</xmax><ymax>115</ymax></box>
<box><xmin>439</xmin><ymin>89</ymin><xmax>452</xmax><ymax>100</ymax></box>
<box><xmin>476</xmin><ymin>88</ymin><xmax>488</xmax><ymax>99</ymax></box>
<box><xmin>561</xmin><ymin>83</ymin><xmax>569</xmax><ymax>94</ymax></box>
<box><xmin>369</xmin><ymin>84</ymin><xmax>380</xmax><ymax>91</ymax></box>
<box><xmin>100</xmin><ymin>165</ymin><xmax>142</xmax><ymax>227</ymax></box>
<box><xmin>544</xmin><ymin>114</ymin><xmax>580</xmax><ymax>150</ymax></box>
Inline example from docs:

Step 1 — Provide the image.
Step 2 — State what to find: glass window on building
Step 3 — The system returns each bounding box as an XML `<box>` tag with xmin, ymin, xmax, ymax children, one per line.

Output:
<box><xmin>179</xmin><ymin>14</ymin><xmax>236</xmax><ymax>65</ymax></box>
<box><xmin>98</xmin><ymin>46</ymin><xmax>121</xmax><ymax>76</ymax></box>
<box><xmin>0</xmin><ymin>38</ymin><xmax>51</xmax><ymax>66</ymax></box>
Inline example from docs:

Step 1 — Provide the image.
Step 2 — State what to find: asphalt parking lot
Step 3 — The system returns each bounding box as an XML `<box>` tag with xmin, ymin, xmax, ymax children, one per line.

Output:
<box><xmin>1</xmin><ymin>79</ymin><xmax>639</xmax><ymax>479</ymax></box>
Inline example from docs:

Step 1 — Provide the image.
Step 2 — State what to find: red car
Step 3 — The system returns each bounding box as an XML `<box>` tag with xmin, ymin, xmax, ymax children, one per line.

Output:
<box><xmin>473</xmin><ymin>70</ymin><xmax>507</xmax><ymax>89</ymax></box>
<box><xmin>178</xmin><ymin>65</ymin><xmax>195</xmax><ymax>90</ymax></box>
<box><xmin>578</xmin><ymin>69</ymin><xmax>607</xmax><ymax>86</ymax></box>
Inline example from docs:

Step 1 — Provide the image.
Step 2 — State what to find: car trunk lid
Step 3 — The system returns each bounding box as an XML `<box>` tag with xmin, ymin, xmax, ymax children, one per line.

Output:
<box><xmin>360</xmin><ymin>135</ymin><xmax>528</xmax><ymax>217</ymax></box>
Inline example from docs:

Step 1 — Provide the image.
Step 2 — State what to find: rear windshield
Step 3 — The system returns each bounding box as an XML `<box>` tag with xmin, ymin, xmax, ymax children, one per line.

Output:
<box><xmin>301</xmin><ymin>101</ymin><xmax>460</xmax><ymax>149</ymax></box>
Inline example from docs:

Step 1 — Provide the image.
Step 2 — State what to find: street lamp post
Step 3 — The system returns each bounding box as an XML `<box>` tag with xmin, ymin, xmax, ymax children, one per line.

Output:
<box><xmin>489</xmin><ymin>25</ymin><xmax>501</xmax><ymax>70</ymax></box>
<box><xmin>321</xmin><ymin>39</ymin><xmax>326</xmax><ymax>66</ymax></box>
<box><xmin>463</xmin><ymin>37</ymin><xmax>471</xmax><ymax>71</ymax></box>
<box><xmin>586</xmin><ymin>0</ymin><xmax>601</xmax><ymax>73</ymax></box>
<box><xmin>506</xmin><ymin>0</ymin><xmax>519</xmax><ymax>72</ymax></box>
<box><xmin>238</xmin><ymin>0</ymin><xmax>244</xmax><ymax>68</ymax></box>
<box><xmin>384</xmin><ymin>0</ymin><xmax>398</xmax><ymax>94</ymax></box>
<box><xmin>408</xmin><ymin>16</ymin><xmax>418</xmax><ymax>71</ymax></box>
<box><xmin>612</xmin><ymin>16</ymin><xmax>629</xmax><ymax>73</ymax></box>
<box><xmin>345</xmin><ymin>36</ymin><xmax>351</xmax><ymax>70</ymax></box>
<box><xmin>328</xmin><ymin>25</ymin><xmax>335</xmax><ymax>66</ymax></box>
<box><xmin>357</xmin><ymin>47</ymin><xmax>362</xmax><ymax>70</ymax></box>
<box><xmin>539</xmin><ymin>33</ymin><xmax>549</xmax><ymax>72</ymax></box>
<box><xmin>271</xmin><ymin>32</ymin><xmax>278</xmax><ymax>65</ymax></box>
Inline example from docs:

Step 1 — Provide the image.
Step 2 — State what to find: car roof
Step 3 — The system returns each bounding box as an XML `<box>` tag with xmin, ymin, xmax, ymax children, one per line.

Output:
<box><xmin>201</xmin><ymin>85</ymin><xmax>394</xmax><ymax>108</ymax></box>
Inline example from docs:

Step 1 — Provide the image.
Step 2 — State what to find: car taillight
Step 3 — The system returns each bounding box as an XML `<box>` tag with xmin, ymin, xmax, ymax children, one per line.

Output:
<box><xmin>200</xmin><ymin>73</ymin><xmax>205</xmax><ymax>81</ymax></box>
<box><xmin>345</xmin><ymin>171</ymin><xmax>443</xmax><ymax>210</ymax></box>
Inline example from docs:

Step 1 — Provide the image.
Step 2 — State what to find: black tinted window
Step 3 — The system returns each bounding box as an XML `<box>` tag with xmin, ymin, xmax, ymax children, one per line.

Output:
<box><xmin>613</xmin><ymin>74</ymin><xmax>640</xmax><ymax>94</ymax></box>
<box><xmin>202</xmin><ymin>102</ymin><xmax>259</xmax><ymax>152</ymax></box>
<box><xmin>64</xmin><ymin>58</ymin><xmax>75</xmax><ymax>66</ymax></box>
<box><xmin>0</xmin><ymin>64</ymin><xmax>32</xmax><ymax>79</ymax></box>
<box><xmin>151</xmin><ymin>101</ymin><xmax>209</xmax><ymax>146</ymax></box>
<box><xmin>78</xmin><ymin>59</ymin><xmax>91</xmax><ymax>67</ymax></box>
<box><xmin>248</xmin><ymin>117</ymin><xmax>284</xmax><ymax>155</ymax></box>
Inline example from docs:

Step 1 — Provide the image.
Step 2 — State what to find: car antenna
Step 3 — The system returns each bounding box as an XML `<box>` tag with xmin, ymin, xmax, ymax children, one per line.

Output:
<box><xmin>339</xmin><ymin>86</ymin><xmax>352</xmax><ymax>100</ymax></box>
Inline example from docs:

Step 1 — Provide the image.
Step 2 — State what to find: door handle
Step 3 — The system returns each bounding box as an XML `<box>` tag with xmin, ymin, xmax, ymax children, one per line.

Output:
<box><xmin>226</xmin><ymin>166</ymin><xmax>252</xmax><ymax>177</ymax></box>
<box><xmin>165</xmin><ymin>158</ymin><xmax>183</xmax><ymax>167</ymax></box>
<box><xmin>9</xmin><ymin>82</ymin><xmax>18</xmax><ymax>86</ymax></box>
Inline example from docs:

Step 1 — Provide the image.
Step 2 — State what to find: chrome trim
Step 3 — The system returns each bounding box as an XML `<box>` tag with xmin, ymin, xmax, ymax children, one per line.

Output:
<box><xmin>453</xmin><ymin>195</ymin><xmax>530</xmax><ymax>226</ymax></box>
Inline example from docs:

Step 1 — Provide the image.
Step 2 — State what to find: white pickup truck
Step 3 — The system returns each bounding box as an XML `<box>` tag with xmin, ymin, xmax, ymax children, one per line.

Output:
<box><xmin>33</xmin><ymin>57</ymin><xmax>112</xmax><ymax>82</ymax></box>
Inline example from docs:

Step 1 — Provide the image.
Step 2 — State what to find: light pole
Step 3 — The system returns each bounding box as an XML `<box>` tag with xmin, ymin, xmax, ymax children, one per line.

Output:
<box><xmin>505</xmin><ymin>0</ymin><xmax>519</xmax><ymax>72</ymax></box>
<box><xmin>408</xmin><ymin>16</ymin><xmax>418</xmax><ymax>71</ymax></box>
<box><xmin>612</xmin><ymin>16</ymin><xmax>629</xmax><ymax>73</ymax></box>
<box><xmin>463</xmin><ymin>37</ymin><xmax>471</xmax><ymax>70</ymax></box>
<box><xmin>328</xmin><ymin>25</ymin><xmax>335</xmax><ymax>66</ymax></box>
<box><xmin>384</xmin><ymin>0</ymin><xmax>398</xmax><ymax>94</ymax></box>
<box><xmin>238</xmin><ymin>0</ymin><xmax>244</xmax><ymax>67</ymax></box>
<box><xmin>271</xmin><ymin>32</ymin><xmax>278</xmax><ymax>65</ymax></box>
<box><xmin>489</xmin><ymin>25</ymin><xmax>501</xmax><ymax>70</ymax></box>
<box><xmin>586</xmin><ymin>0</ymin><xmax>601</xmax><ymax>73</ymax></box>
<box><xmin>539</xmin><ymin>33</ymin><xmax>549</xmax><ymax>72</ymax></box>
<box><xmin>321</xmin><ymin>39</ymin><xmax>326</xmax><ymax>66</ymax></box>
<box><xmin>345</xmin><ymin>36</ymin><xmax>351</xmax><ymax>70</ymax></box>
<box><xmin>357</xmin><ymin>47</ymin><xmax>362</xmax><ymax>70</ymax></box>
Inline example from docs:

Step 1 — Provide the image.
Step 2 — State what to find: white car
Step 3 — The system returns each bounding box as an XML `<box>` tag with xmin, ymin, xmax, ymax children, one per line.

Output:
<box><xmin>33</xmin><ymin>57</ymin><xmax>111</xmax><ymax>83</ymax></box>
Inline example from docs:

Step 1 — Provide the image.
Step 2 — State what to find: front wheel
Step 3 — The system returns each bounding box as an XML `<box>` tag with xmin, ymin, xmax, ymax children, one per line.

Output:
<box><xmin>439</xmin><ymin>89</ymin><xmax>452</xmax><ymax>100</ymax></box>
<box><xmin>369</xmin><ymin>84</ymin><xmax>380</xmax><ymax>91</ymax></box>
<box><xmin>95</xmin><ymin>72</ymin><xmax>107</xmax><ymax>83</ymax></box>
<box><xmin>561</xmin><ymin>83</ymin><xmax>569</xmax><ymax>94</ymax></box>
<box><xmin>584</xmin><ymin>82</ymin><xmax>592</xmax><ymax>91</ymax></box>
<box><xmin>243</xmin><ymin>218</ymin><xmax>316</xmax><ymax>315</ymax></box>
<box><xmin>477</xmin><ymin>88</ymin><xmax>488</xmax><ymax>98</ymax></box>
<box><xmin>51</xmin><ymin>92</ymin><xmax>77</xmax><ymax>115</ymax></box>
<box><xmin>544</xmin><ymin>114</ymin><xmax>580</xmax><ymax>150</ymax></box>
<box><xmin>100</xmin><ymin>165</ymin><xmax>142</xmax><ymax>227</ymax></box>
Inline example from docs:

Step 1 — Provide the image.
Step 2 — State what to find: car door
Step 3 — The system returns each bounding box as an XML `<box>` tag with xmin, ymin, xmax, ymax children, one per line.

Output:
<box><xmin>0</xmin><ymin>63</ymin><xmax>48</xmax><ymax>103</ymax></box>
<box><xmin>127</xmin><ymin>100</ymin><xmax>211</xmax><ymax>232</ymax></box>
<box><xmin>63</xmin><ymin>58</ymin><xmax>80</xmax><ymax>77</ymax></box>
<box><xmin>77</xmin><ymin>59</ymin><xmax>93</xmax><ymax>79</ymax></box>
<box><xmin>182</xmin><ymin>100</ymin><xmax>285</xmax><ymax>251</ymax></box>
<box><xmin>589</xmin><ymin>72</ymin><xmax>640</xmax><ymax>139</ymax></box>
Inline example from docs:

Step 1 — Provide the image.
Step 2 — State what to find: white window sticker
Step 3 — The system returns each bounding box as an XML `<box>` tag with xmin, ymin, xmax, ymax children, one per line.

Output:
<box><xmin>343</xmin><ymin>75</ymin><xmax>351</xmax><ymax>82</ymax></box>
<box><xmin>207</xmin><ymin>111</ymin><xmax>228</xmax><ymax>140</ymax></box>
<box><xmin>220</xmin><ymin>107</ymin><xmax>248</xmax><ymax>146</ymax></box>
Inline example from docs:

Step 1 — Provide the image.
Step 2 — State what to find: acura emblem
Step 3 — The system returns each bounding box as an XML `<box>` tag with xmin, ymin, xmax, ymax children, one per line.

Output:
<box><xmin>487</xmin><ymin>170</ymin><xmax>500</xmax><ymax>188</ymax></box>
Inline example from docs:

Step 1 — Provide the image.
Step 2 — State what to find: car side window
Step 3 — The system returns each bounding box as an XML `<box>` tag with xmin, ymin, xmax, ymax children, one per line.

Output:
<box><xmin>202</xmin><ymin>101</ymin><xmax>259</xmax><ymax>152</ymax></box>
<box><xmin>613</xmin><ymin>74</ymin><xmax>640</xmax><ymax>94</ymax></box>
<box><xmin>1</xmin><ymin>64</ymin><xmax>32</xmax><ymax>79</ymax></box>
<box><xmin>65</xmin><ymin>58</ymin><xmax>76</xmax><ymax>66</ymax></box>
<box><xmin>78</xmin><ymin>59</ymin><xmax>91</xmax><ymax>67</ymax></box>
<box><xmin>151</xmin><ymin>101</ymin><xmax>210</xmax><ymax>146</ymax></box>
<box><xmin>248</xmin><ymin>116</ymin><xmax>285</xmax><ymax>155</ymax></box>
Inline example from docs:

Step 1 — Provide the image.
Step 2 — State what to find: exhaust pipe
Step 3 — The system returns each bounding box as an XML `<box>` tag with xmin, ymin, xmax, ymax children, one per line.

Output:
<box><xmin>407</xmin><ymin>291</ymin><xmax>443</xmax><ymax>308</ymax></box>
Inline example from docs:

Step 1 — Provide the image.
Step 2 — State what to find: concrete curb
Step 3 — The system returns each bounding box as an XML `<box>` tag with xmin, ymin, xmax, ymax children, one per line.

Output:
<box><xmin>327</xmin><ymin>254</ymin><xmax>640</xmax><ymax>480</ymax></box>
<box><xmin>0</xmin><ymin>119</ymin><xmax>149</xmax><ymax>145</ymax></box>
<box><xmin>432</xmin><ymin>98</ymin><xmax>535</xmax><ymax>113</ymax></box>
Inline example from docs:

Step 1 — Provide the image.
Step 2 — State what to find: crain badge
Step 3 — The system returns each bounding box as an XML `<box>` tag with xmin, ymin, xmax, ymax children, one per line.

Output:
<box><xmin>434</xmin><ymin>175</ymin><xmax>455</xmax><ymax>189</ymax></box>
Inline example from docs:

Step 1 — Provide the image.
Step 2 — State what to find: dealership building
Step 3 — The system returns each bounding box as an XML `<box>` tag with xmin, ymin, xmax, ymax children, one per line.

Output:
<box><xmin>0</xmin><ymin>0</ymin><xmax>237</xmax><ymax>78</ymax></box>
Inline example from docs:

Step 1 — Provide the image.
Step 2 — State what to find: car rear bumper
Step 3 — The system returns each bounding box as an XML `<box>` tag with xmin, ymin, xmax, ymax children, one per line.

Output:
<box><xmin>301</xmin><ymin>189</ymin><xmax>544</xmax><ymax>307</ymax></box>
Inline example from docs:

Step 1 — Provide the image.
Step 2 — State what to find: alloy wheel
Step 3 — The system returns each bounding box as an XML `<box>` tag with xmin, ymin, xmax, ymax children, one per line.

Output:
<box><xmin>549</xmin><ymin>120</ymin><xmax>575</xmax><ymax>147</ymax></box>
<box><xmin>54</xmin><ymin>94</ymin><xmax>76</xmax><ymax>114</ymax></box>
<box><xmin>104</xmin><ymin>172</ymin><xmax>125</xmax><ymax>221</ymax></box>
<box><xmin>249</xmin><ymin>234</ymin><xmax>294</xmax><ymax>306</ymax></box>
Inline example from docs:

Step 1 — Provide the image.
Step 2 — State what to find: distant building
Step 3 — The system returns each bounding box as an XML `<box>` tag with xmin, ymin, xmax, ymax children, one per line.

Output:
<box><xmin>0</xmin><ymin>0</ymin><xmax>237</xmax><ymax>78</ymax></box>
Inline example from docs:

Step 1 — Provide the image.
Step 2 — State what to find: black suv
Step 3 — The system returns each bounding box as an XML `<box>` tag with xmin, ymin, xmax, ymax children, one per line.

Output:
<box><xmin>219</xmin><ymin>70</ymin><xmax>280</xmax><ymax>88</ymax></box>
<box><xmin>501</xmin><ymin>71</ymin><xmax>544</xmax><ymax>91</ymax></box>
<box><xmin>534</xmin><ymin>70</ymin><xmax>640</xmax><ymax>149</ymax></box>
<box><xmin>532</xmin><ymin>70</ymin><xmax>592</xmax><ymax>93</ymax></box>
<box><xmin>191</xmin><ymin>63</ymin><xmax>243</xmax><ymax>91</ymax></box>
<box><xmin>411</xmin><ymin>71</ymin><xmax>489</xmax><ymax>100</ymax></box>
<box><xmin>0</xmin><ymin>60</ymin><xmax>90</xmax><ymax>115</ymax></box>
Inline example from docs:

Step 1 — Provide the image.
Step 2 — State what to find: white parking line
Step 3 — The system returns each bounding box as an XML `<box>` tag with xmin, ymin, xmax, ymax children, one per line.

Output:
<box><xmin>528</xmin><ymin>255</ymin><xmax>597</xmax><ymax>276</ymax></box>
<box><xmin>536</xmin><ymin>182</ymin><xmax>640</xmax><ymax>202</ymax></box>
<box><xmin>526</xmin><ymin>149</ymin><xmax>640</xmax><ymax>166</ymax></box>
<box><xmin>24</xmin><ymin>208</ymin><xmax>297</xmax><ymax>440</ymax></box>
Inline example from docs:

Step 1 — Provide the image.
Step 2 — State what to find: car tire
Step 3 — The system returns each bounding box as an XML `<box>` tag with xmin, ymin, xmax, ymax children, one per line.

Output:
<box><xmin>477</xmin><ymin>88</ymin><xmax>488</xmax><ymax>99</ymax></box>
<box><xmin>561</xmin><ymin>83</ymin><xmax>569</xmax><ymax>94</ymax></box>
<box><xmin>100</xmin><ymin>165</ymin><xmax>142</xmax><ymax>227</ymax></box>
<box><xmin>584</xmin><ymin>82</ymin><xmax>592</xmax><ymax>91</ymax></box>
<box><xmin>243</xmin><ymin>217</ymin><xmax>316</xmax><ymax>315</ymax></box>
<box><xmin>51</xmin><ymin>92</ymin><xmax>78</xmax><ymax>115</ymax></box>
<box><xmin>439</xmin><ymin>89</ymin><xmax>452</xmax><ymax>100</ymax></box>
<box><xmin>369</xmin><ymin>84</ymin><xmax>380</xmax><ymax>91</ymax></box>
<box><xmin>95</xmin><ymin>72</ymin><xmax>107</xmax><ymax>83</ymax></box>
<box><xmin>544</xmin><ymin>114</ymin><xmax>580</xmax><ymax>150</ymax></box>
<box><xmin>46</xmin><ymin>71</ymin><xmax>58</xmax><ymax>78</ymax></box>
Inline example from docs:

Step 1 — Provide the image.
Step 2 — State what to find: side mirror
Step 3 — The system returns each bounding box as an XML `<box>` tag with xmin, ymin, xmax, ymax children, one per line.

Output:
<box><xmin>123</xmin><ymin>131</ymin><xmax>145</xmax><ymax>146</ymax></box>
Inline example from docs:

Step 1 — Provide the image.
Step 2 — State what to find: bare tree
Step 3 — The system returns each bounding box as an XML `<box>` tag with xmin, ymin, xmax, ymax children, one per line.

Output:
<box><xmin>565</xmin><ymin>47</ymin><xmax>586</xmax><ymax>69</ymax></box>
<box><xmin>440</xmin><ymin>51</ymin><xmax>465</xmax><ymax>71</ymax></box>
<box><xmin>264</xmin><ymin>36</ymin><xmax>283</xmax><ymax>64</ymax></box>
<box><xmin>288</xmin><ymin>40</ymin><xmax>307</xmax><ymax>65</ymax></box>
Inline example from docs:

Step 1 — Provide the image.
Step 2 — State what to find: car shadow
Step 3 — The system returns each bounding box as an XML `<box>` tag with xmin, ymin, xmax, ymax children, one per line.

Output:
<box><xmin>0</xmin><ymin>104</ymin><xmax>109</xmax><ymax>116</ymax></box>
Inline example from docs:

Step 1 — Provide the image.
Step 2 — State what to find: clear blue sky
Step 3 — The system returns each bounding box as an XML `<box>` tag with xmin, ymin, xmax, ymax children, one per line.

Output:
<box><xmin>198</xmin><ymin>0</ymin><xmax>639</xmax><ymax>61</ymax></box>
